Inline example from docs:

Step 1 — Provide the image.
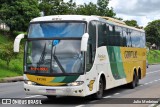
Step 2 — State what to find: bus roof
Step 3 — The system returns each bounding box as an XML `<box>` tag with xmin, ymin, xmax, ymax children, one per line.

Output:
<box><xmin>31</xmin><ymin>15</ymin><xmax>98</xmax><ymax>22</ymax></box>
<box><xmin>31</xmin><ymin>15</ymin><xmax>144</xmax><ymax>32</ymax></box>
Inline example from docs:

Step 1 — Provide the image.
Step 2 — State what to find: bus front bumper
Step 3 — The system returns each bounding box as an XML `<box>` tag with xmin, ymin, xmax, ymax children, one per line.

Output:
<box><xmin>24</xmin><ymin>84</ymin><xmax>86</xmax><ymax>97</ymax></box>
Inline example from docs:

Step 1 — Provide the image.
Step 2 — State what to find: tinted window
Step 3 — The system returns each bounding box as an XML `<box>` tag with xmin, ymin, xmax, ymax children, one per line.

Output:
<box><xmin>140</xmin><ymin>33</ymin><xmax>146</xmax><ymax>48</ymax></box>
<box><xmin>131</xmin><ymin>31</ymin><xmax>145</xmax><ymax>48</ymax></box>
<box><xmin>87</xmin><ymin>21</ymin><xmax>97</xmax><ymax>71</ymax></box>
<box><xmin>115</xmin><ymin>26</ymin><xmax>123</xmax><ymax>46</ymax></box>
<box><xmin>98</xmin><ymin>22</ymin><xmax>107</xmax><ymax>47</ymax></box>
<box><xmin>124</xmin><ymin>28</ymin><xmax>132</xmax><ymax>47</ymax></box>
<box><xmin>131</xmin><ymin>31</ymin><xmax>140</xmax><ymax>47</ymax></box>
<box><xmin>28</xmin><ymin>22</ymin><xmax>86</xmax><ymax>38</ymax></box>
<box><xmin>94</xmin><ymin>21</ymin><xmax>145</xmax><ymax>48</ymax></box>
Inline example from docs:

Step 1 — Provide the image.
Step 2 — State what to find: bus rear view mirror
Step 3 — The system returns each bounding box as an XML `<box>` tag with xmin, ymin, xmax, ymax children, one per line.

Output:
<box><xmin>81</xmin><ymin>33</ymin><xmax>89</xmax><ymax>51</ymax></box>
<box><xmin>14</xmin><ymin>34</ymin><xmax>24</xmax><ymax>52</ymax></box>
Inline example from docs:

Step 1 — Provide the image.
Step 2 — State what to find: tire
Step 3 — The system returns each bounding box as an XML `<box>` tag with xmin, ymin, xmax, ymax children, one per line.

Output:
<box><xmin>93</xmin><ymin>78</ymin><xmax>104</xmax><ymax>99</ymax></box>
<box><xmin>128</xmin><ymin>73</ymin><xmax>138</xmax><ymax>89</ymax></box>
<box><xmin>46</xmin><ymin>95</ymin><xmax>56</xmax><ymax>100</ymax></box>
<box><xmin>135</xmin><ymin>74</ymin><xmax>139</xmax><ymax>87</ymax></box>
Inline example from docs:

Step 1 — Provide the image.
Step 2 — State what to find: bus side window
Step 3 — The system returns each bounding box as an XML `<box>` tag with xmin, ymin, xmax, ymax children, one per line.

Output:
<box><xmin>105</xmin><ymin>24</ymin><xmax>110</xmax><ymax>45</ymax></box>
<box><xmin>86</xmin><ymin>21</ymin><xmax>97</xmax><ymax>72</ymax></box>
<box><xmin>122</xmin><ymin>28</ymin><xmax>127</xmax><ymax>47</ymax></box>
<box><xmin>98</xmin><ymin>22</ymin><xmax>107</xmax><ymax>47</ymax></box>
<box><xmin>123</xmin><ymin>28</ymin><xmax>132</xmax><ymax>47</ymax></box>
<box><xmin>86</xmin><ymin>42</ymin><xmax>92</xmax><ymax>71</ymax></box>
<box><xmin>141</xmin><ymin>33</ymin><xmax>146</xmax><ymax>48</ymax></box>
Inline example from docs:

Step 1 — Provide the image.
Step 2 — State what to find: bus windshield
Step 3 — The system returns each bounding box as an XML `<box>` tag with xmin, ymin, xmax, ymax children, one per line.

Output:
<box><xmin>28</xmin><ymin>22</ymin><xmax>86</xmax><ymax>38</ymax></box>
<box><xmin>26</xmin><ymin>40</ymin><xmax>84</xmax><ymax>75</ymax></box>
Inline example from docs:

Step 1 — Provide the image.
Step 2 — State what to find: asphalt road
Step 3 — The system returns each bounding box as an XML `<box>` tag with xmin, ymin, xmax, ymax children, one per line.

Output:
<box><xmin>0</xmin><ymin>64</ymin><xmax>160</xmax><ymax>107</ymax></box>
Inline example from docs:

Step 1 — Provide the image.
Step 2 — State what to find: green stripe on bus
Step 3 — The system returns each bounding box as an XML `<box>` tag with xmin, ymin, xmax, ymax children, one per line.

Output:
<box><xmin>107</xmin><ymin>46</ymin><xmax>126</xmax><ymax>80</ymax></box>
<box><xmin>52</xmin><ymin>76</ymin><xmax>66</xmax><ymax>82</ymax></box>
<box><xmin>62</xmin><ymin>75</ymin><xmax>79</xmax><ymax>83</ymax></box>
<box><xmin>51</xmin><ymin>75</ymin><xmax>79</xmax><ymax>83</ymax></box>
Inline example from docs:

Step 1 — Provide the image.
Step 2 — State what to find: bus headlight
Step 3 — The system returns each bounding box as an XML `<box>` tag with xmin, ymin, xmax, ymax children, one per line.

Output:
<box><xmin>67</xmin><ymin>81</ymin><xmax>84</xmax><ymax>86</ymax></box>
<box><xmin>24</xmin><ymin>80</ymin><xmax>36</xmax><ymax>85</ymax></box>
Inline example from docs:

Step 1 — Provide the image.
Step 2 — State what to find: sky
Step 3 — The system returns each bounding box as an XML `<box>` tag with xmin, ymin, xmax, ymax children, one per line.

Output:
<box><xmin>64</xmin><ymin>0</ymin><xmax>160</xmax><ymax>27</ymax></box>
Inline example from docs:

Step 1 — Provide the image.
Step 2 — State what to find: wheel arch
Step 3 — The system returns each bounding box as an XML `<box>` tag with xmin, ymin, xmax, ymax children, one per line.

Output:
<box><xmin>131</xmin><ymin>67</ymin><xmax>137</xmax><ymax>81</ymax></box>
<box><xmin>97</xmin><ymin>72</ymin><xmax>106</xmax><ymax>91</ymax></box>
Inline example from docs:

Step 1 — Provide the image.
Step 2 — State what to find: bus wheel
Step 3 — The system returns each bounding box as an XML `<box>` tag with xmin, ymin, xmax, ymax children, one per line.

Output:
<box><xmin>135</xmin><ymin>74</ymin><xmax>139</xmax><ymax>87</ymax></box>
<box><xmin>46</xmin><ymin>95</ymin><xmax>56</xmax><ymax>100</ymax></box>
<box><xmin>94</xmin><ymin>78</ymin><xmax>104</xmax><ymax>99</ymax></box>
<box><xmin>128</xmin><ymin>73</ymin><xmax>138</xmax><ymax>89</ymax></box>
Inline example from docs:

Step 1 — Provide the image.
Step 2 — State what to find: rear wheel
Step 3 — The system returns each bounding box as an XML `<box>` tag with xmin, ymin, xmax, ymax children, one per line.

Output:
<box><xmin>135</xmin><ymin>74</ymin><xmax>139</xmax><ymax>87</ymax></box>
<box><xmin>93</xmin><ymin>78</ymin><xmax>104</xmax><ymax>99</ymax></box>
<box><xmin>128</xmin><ymin>73</ymin><xmax>138</xmax><ymax>89</ymax></box>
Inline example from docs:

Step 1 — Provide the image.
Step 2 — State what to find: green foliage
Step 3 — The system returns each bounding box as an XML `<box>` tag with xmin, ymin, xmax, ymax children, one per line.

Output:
<box><xmin>0</xmin><ymin>42</ymin><xmax>18</xmax><ymax>67</ymax></box>
<box><xmin>147</xmin><ymin>50</ymin><xmax>160</xmax><ymax>64</ymax></box>
<box><xmin>76</xmin><ymin>2</ymin><xmax>98</xmax><ymax>15</ymax></box>
<box><xmin>76</xmin><ymin>0</ymin><xmax>115</xmax><ymax>17</ymax></box>
<box><xmin>124</xmin><ymin>20</ymin><xmax>138</xmax><ymax>27</ymax></box>
<box><xmin>0</xmin><ymin>59</ymin><xmax>23</xmax><ymax>78</ymax></box>
<box><xmin>12</xmin><ymin>62</ymin><xmax>22</xmax><ymax>74</ymax></box>
<box><xmin>0</xmin><ymin>33</ymin><xmax>23</xmax><ymax>78</ymax></box>
<box><xmin>0</xmin><ymin>0</ymin><xmax>40</xmax><ymax>33</ymax></box>
<box><xmin>0</xmin><ymin>33</ymin><xmax>9</xmax><ymax>44</ymax></box>
<box><xmin>39</xmin><ymin>0</ymin><xmax>116</xmax><ymax>17</ymax></box>
<box><xmin>39</xmin><ymin>0</ymin><xmax>76</xmax><ymax>15</ymax></box>
<box><xmin>145</xmin><ymin>20</ymin><xmax>160</xmax><ymax>49</ymax></box>
<box><xmin>97</xmin><ymin>0</ymin><xmax>115</xmax><ymax>17</ymax></box>
<box><xmin>146</xmin><ymin>42</ymin><xmax>151</xmax><ymax>48</ymax></box>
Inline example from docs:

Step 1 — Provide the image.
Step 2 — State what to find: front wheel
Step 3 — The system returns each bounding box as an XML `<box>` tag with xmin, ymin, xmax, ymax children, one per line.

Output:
<box><xmin>93</xmin><ymin>78</ymin><xmax>104</xmax><ymax>99</ymax></box>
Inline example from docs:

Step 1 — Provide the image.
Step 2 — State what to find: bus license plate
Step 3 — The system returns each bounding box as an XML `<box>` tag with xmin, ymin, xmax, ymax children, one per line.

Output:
<box><xmin>46</xmin><ymin>89</ymin><xmax>56</xmax><ymax>93</ymax></box>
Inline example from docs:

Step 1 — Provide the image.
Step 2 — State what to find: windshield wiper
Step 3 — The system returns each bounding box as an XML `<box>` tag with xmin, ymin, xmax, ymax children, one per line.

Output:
<box><xmin>37</xmin><ymin>43</ymin><xmax>46</xmax><ymax>69</ymax></box>
<box><xmin>53</xmin><ymin>55</ymin><xmax>65</xmax><ymax>73</ymax></box>
<box><xmin>51</xmin><ymin>46</ymin><xmax>66</xmax><ymax>74</ymax></box>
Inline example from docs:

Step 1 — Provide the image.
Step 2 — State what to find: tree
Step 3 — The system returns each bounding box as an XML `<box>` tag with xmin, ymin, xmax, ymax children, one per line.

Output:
<box><xmin>97</xmin><ymin>0</ymin><xmax>115</xmax><ymax>17</ymax></box>
<box><xmin>0</xmin><ymin>0</ymin><xmax>40</xmax><ymax>34</ymax></box>
<box><xmin>76</xmin><ymin>2</ymin><xmax>98</xmax><ymax>15</ymax></box>
<box><xmin>39</xmin><ymin>0</ymin><xmax>116</xmax><ymax>17</ymax></box>
<box><xmin>39</xmin><ymin>0</ymin><xmax>76</xmax><ymax>15</ymax></box>
<box><xmin>145</xmin><ymin>20</ymin><xmax>160</xmax><ymax>49</ymax></box>
<box><xmin>124</xmin><ymin>20</ymin><xmax>138</xmax><ymax>27</ymax></box>
<box><xmin>66</xmin><ymin>0</ymin><xmax>76</xmax><ymax>14</ymax></box>
<box><xmin>76</xmin><ymin>0</ymin><xmax>115</xmax><ymax>17</ymax></box>
<box><xmin>0</xmin><ymin>42</ymin><xmax>18</xmax><ymax>67</ymax></box>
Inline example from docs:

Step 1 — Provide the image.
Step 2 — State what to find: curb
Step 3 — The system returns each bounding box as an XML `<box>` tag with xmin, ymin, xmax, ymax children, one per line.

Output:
<box><xmin>0</xmin><ymin>76</ymin><xmax>23</xmax><ymax>83</ymax></box>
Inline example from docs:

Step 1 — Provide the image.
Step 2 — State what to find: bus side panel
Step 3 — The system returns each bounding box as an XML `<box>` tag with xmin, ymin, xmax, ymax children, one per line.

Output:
<box><xmin>120</xmin><ymin>47</ymin><xmax>146</xmax><ymax>83</ymax></box>
<box><xmin>94</xmin><ymin>46</ymin><xmax>128</xmax><ymax>90</ymax></box>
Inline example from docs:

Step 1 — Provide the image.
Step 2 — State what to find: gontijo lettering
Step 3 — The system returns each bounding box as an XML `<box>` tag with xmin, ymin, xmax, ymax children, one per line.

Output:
<box><xmin>124</xmin><ymin>51</ymin><xmax>137</xmax><ymax>59</ymax></box>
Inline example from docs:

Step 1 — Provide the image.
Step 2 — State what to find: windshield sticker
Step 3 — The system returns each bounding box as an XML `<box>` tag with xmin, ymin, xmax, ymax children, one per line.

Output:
<box><xmin>30</xmin><ymin>67</ymin><xmax>48</xmax><ymax>71</ymax></box>
<box><xmin>53</xmin><ymin>40</ymin><xmax>60</xmax><ymax>46</ymax></box>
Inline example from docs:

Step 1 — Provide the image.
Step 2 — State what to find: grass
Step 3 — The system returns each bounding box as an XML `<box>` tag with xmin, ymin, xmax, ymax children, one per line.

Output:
<box><xmin>0</xmin><ymin>59</ymin><xmax>23</xmax><ymax>78</ymax></box>
<box><xmin>147</xmin><ymin>50</ymin><xmax>160</xmax><ymax>64</ymax></box>
<box><xmin>0</xmin><ymin>34</ymin><xmax>9</xmax><ymax>44</ymax></box>
<box><xmin>0</xmin><ymin>34</ymin><xmax>23</xmax><ymax>79</ymax></box>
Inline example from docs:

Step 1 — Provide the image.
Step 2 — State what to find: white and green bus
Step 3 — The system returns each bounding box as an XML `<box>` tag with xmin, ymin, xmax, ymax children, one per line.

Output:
<box><xmin>14</xmin><ymin>15</ymin><xmax>146</xmax><ymax>99</ymax></box>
